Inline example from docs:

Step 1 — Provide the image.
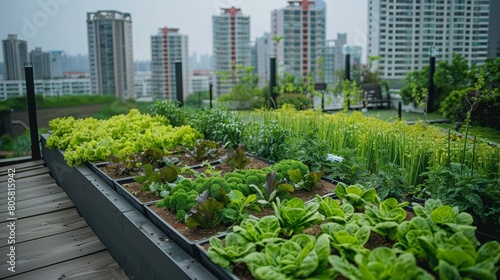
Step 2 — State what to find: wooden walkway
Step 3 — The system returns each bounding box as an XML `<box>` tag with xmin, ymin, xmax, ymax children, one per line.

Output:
<box><xmin>0</xmin><ymin>160</ymin><xmax>129</xmax><ymax>280</ymax></box>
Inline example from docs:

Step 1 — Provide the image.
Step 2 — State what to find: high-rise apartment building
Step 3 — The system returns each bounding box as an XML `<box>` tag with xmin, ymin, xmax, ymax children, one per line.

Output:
<box><xmin>368</xmin><ymin>0</ymin><xmax>500</xmax><ymax>83</ymax></box>
<box><xmin>255</xmin><ymin>32</ymin><xmax>271</xmax><ymax>88</ymax></box>
<box><xmin>29</xmin><ymin>47</ymin><xmax>51</xmax><ymax>80</ymax></box>
<box><xmin>87</xmin><ymin>10</ymin><xmax>134</xmax><ymax>98</ymax></box>
<box><xmin>271</xmin><ymin>0</ymin><xmax>326</xmax><ymax>82</ymax></box>
<box><xmin>151</xmin><ymin>27</ymin><xmax>189</xmax><ymax>100</ymax></box>
<box><xmin>2</xmin><ymin>34</ymin><xmax>28</xmax><ymax>81</ymax></box>
<box><xmin>332</xmin><ymin>33</ymin><xmax>347</xmax><ymax>84</ymax></box>
<box><xmin>213</xmin><ymin>7</ymin><xmax>251</xmax><ymax>95</ymax></box>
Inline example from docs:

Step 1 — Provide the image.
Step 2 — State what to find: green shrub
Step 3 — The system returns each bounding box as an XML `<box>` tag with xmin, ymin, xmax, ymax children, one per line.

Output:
<box><xmin>276</xmin><ymin>93</ymin><xmax>311</xmax><ymax>110</ymax></box>
<box><xmin>149</xmin><ymin>100</ymin><xmax>187</xmax><ymax>127</ymax></box>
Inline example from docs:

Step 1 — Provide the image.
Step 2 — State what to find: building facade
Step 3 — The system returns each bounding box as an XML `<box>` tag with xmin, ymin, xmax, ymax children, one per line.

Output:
<box><xmin>213</xmin><ymin>7</ymin><xmax>251</xmax><ymax>95</ymax></box>
<box><xmin>255</xmin><ymin>32</ymin><xmax>271</xmax><ymax>88</ymax></box>
<box><xmin>368</xmin><ymin>0</ymin><xmax>500</xmax><ymax>83</ymax></box>
<box><xmin>151</xmin><ymin>27</ymin><xmax>189</xmax><ymax>100</ymax></box>
<box><xmin>29</xmin><ymin>47</ymin><xmax>51</xmax><ymax>80</ymax></box>
<box><xmin>0</xmin><ymin>78</ymin><xmax>92</xmax><ymax>101</ymax></box>
<box><xmin>87</xmin><ymin>10</ymin><xmax>134</xmax><ymax>98</ymax></box>
<box><xmin>2</xmin><ymin>34</ymin><xmax>28</xmax><ymax>81</ymax></box>
<box><xmin>190</xmin><ymin>70</ymin><xmax>214</xmax><ymax>94</ymax></box>
<box><xmin>333</xmin><ymin>33</ymin><xmax>347</xmax><ymax>83</ymax></box>
<box><xmin>271</xmin><ymin>0</ymin><xmax>326</xmax><ymax>82</ymax></box>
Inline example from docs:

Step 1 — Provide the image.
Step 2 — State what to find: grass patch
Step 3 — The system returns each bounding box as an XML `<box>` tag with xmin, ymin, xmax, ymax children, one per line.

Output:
<box><xmin>1</xmin><ymin>94</ymin><xmax>116</xmax><ymax>109</ymax></box>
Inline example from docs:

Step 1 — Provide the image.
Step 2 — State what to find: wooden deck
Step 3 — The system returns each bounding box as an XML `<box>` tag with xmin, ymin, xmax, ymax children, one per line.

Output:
<box><xmin>0</xmin><ymin>160</ymin><xmax>129</xmax><ymax>280</ymax></box>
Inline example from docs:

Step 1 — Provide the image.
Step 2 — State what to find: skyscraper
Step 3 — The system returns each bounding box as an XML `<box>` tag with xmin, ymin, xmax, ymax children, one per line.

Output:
<box><xmin>255</xmin><ymin>32</ymin><xmax>271</xmax><ymax>88</ymax></box>
<box><xmin>49</xmin><ymin>50</ymin><xmax>65</xmax><ymax>79</ymax></box>
<box><xmin>29</xmin><ymin>47</ymin><xmax>51</xmax><ymax>80</ymax></box>
<box><xmin>2</xmin><ymin>34</ymin><xmax>28</xmax><ymax>81</ymax></box>
<box><xmin>368</xmin><ymin>0</ymin><xmax>500</xmax><ymax>83</ymax></box>
<box><xmin>213</xmin><ymin>7</ymin><xmax>251</xmax><ymax>95</ymax></box>
<box><xmin>271</xmin><ymin>0</ymin><xmax>326</xmax><ymax>82</ymax></box>
<box><xmin>333</xmin><ymin>33</ymin><xmax>347</xmax><ymax>83</ymax></box>
<box><xmin>151</xmin><ymin>27</ymin><xmax>189</xmax><ymax>100</ymax></box>
<box><xmin>87</xmin><ymin>10</ymin><xmax>134</xmax><ymax>98</ymax></box>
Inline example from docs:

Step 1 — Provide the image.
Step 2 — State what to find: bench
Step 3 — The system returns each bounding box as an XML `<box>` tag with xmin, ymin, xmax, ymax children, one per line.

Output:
<box><xmin>360</xmin><ymin>83</ymin><xmax>391</xmax><ymax>109</ymax></box>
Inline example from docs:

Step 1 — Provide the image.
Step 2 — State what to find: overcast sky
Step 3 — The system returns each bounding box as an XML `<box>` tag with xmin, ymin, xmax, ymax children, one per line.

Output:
<box><xmin>0</xmin><ymin>0</ymin><xmax>368</xmax><ymax>61</ymax></box>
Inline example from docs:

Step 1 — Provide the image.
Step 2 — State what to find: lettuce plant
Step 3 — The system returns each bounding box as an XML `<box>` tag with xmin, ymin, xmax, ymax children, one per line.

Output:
<box><xmin>272</xmin><ymin>197</ymin><xmax>323</xmax><ymax>236</ymax></box>
<box><xmin>412</xmin><ymin>199</ymin><xmax>478</xmax><ymax>245</ymax></box>
<box><xmin>232</xmin><ymin>216</ymin><xmax>282</xmax><ymax>248</ymax></box>
<box><xmin>207</xmin><ymin>233</ymin><xmax>257</xmax><ymax>269</ymax></box>
<box><xmin>221</xmin><ymin>190</ymin><xmax>258</xmax><ymax>225</ymax></box>
<box><xmin>237</xmin><ymin>234</ymin><xmax>336</xmax><ymax>280</ymax></box>
<box><xmin>329</xmin><ymin>247</ymin><xmax>434</xmax><ymax>280</ymax></box>
<box><xmin>418</xmin><ymin>230</ymin><xmax>500</xmax><ymax>280</ymax></box>
<box><xmin>334</xmin><ymin>182</ymin><xmax>379</xmax><ymax>210</ymax></box>
<box><xmin>393</xmin><ymin>216</ymin><xmax>434</xmax><ymax>258</ymax></box>
<box><xmin>315</xmin><ymin>194</ymin><xmax>354</xmax><ymax>224</ymax></box>
<box><xmin>287</xmin><ymin>168</ymin><xmax>325</xmax><ymax>192</ymax></box>
<box><xmin>320</xmin><ymin>222</ymin><xmax>370</xmax><ymax>261</ymax></box>
<box><xmin>354</xmin><ymin>198</ymin><xmax>409</xmax><ymax>240</ymax></box>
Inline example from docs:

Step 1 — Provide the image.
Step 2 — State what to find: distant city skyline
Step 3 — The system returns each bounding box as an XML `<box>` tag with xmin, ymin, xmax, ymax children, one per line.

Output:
<box><xmin>0</xmin><ymin>0</ymin><xmax>368</xmax><ymax>62</ymax></box>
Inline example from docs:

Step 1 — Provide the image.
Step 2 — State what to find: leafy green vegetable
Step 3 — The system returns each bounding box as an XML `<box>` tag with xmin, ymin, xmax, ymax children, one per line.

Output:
<box><xmin>272</xmin><ymin>197</ymin><xmax>323</xmax><ymax>236</ymax></box>
<box><xmin>237</xmin><ymin>234</ymin><xmax>336</xmax><ymax>280</ymax></box>
<box><xmin>185</xmin><ymin>191</ymin><xmax>224</xmax><ymax>229</ymax></box>
<box><xmin>418</xmin><ymin>230</ymin><xmax>500</xmax><ymax>280</ymax></box>
<box><xmin>329</xmin><ymin>247</ymin><xmax>434</xmax><ymax>280</ymax></box>
<box><xmin>413</xmin><ymin>199</ymin><xmax>478</xmax><ymax>245</ymax></box>
<box><xmin>232</xmin><ymin>216</ymin><xmax>282</xmax><ymax>247</ymax></box>
<box><xmin>135</xmin><ymin>164</ymin><xmax>180</xmax><ymax>191</ymax></box>
<box><xmin>250</xmin><ymin>172</ymin><xmax>294</xmax><ymax>205</ymax></box>
<box><xmin>207</xmin><ymin>233</ymin><xmax>256</xmax><ymax>268</ymax></box>
<box><xmin>224</xmin><ymin>144</ymin><xmax>251</xmax><ymax>170</ymax></box>
<box><xmin>393</xmin><ymin>216</ymin><xmax>434</xmax><ymax>258</ymax></box>
<box><xmin>288</xmin><ymin>168</ymin><xmax>325</xmax><ymax>192</ymax></box>
<box><xmin>315</xmin><ymin>194</ymin><xmax>354</xmax><ymax>224</ymax></box>
<box><xmin>271</xmin><ymin>159</ymin><xmax>309</xmax><ymax>181</ymax></box>
<box><xmin>183</xmin><ymin>138</ymin><xmax>218</xmax><ymax>162</ymax></box>
<box><xmin>334</xmin><ymin>182</ymin><xmax>379</xmax><ymax>210</ymax></box>
<box><xmin>321</xmin><ymin>222</ymin><xmax>370</xmax><ymax>261</ymax></box>
<box><xmin>221</xmin><ymin>190</ymin><xmax>258</xmax><ymax>225</ymax></box>
<box><xmin>355</xmin><ymin>198</ymin><xmax>409</xmax><ymax>240</ymax></box>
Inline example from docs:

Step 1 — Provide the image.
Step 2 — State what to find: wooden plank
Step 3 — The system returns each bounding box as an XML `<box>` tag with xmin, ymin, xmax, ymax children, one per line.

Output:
<box><xmin>0</xmin><ymin>174</ymin><xmax>55</xmax><ymax>190</ymax></box>
<box><xmin>0</xmin><ymin>182</ymin><xmax>61</xmax><ymax>201</ymax></box>
<box><xmin>0</xmin><ymin>167</ymin><xmax>50</xmax><ymax>182</ymax></box>
<box><xmin>0</xmin><ymin>208</ymin><xmax>87</xmax><ymax>243</ymax></box>
<box><xmin>0</xmin><ymin>191</ymin><xmax>74</xmax><ymax>218</ymax></box>
<box><xmin>3</xmin><ymin>251</ymin><xmax>129</xmax><ymax>280</ymax></box>
<box><xmin>0</xmin><ymin>227</ymin><xmax>107</xmax><ymax>278</ymax></box>
<box><xmin>0</xmin><ymin>160</ymin><xmax>45</xmax><ymax>175</ymax></box>
<box><xmin>0</xmin><ymin>165</ymin><xmax>44</xmax><ymax>177</ymax></box>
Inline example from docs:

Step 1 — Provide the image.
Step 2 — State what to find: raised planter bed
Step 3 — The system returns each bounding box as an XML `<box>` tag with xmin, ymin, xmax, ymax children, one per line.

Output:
<box><xmin>146</xmin><ymin>204</ymin><xmax>229</xmax><ymax>258</ymax></box>
<box><xmin>41</xmin><ymin>134</ymin><xmax>218</xmax><ymax>280</ymax></box>
<box><xmin>114</xmin><ymin>177</ymin><xmax>159</xmax><ymax>216</ymax></box>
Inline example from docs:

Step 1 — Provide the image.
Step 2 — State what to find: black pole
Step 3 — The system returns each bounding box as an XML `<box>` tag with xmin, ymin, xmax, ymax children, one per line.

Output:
<box><xmin>209</xmin><ymin>83</ymin><xmax>213</xmax><ymax>109</ymax></box>
<box><xmin>175</xmin><ymin>61</ymin><xmax>184</xmax><ymax>107</ymax></box>
<box><xmin>198</xmin><ymin>91</ymin><xmax>201</xmax><ymax>108</ymax></box>
<box><xmin>270</xmin><ymin>57</ymin><xmax>277</xmax><ymax>109</ymax></box>
<box><xmin>345</xmin><ymin>54</ymin><xmax>351</xmax><ymax>82</ymax></box>
<box><xmin>25</xmin><ymin>65</ymin><xmax>41</xmax><ymax>160</ymax></box>
<box><xmin>345</xmin><ymin>54</ymin><xmax>351</xmax><ymax>109</ymax></box>
<box><xmin>428</xmin><ymin>55</ymin><xmax>436</xmax><ymax>113</ymax></box>
<box><xmin>321</xmin><ymin>93</ymin><xmax>325</xmax><ymax>112</ymax></box>
<box><xmin>398</xmin><ymin>101</ymin><xmax>402</xmax><ymax>120</ymax></box>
